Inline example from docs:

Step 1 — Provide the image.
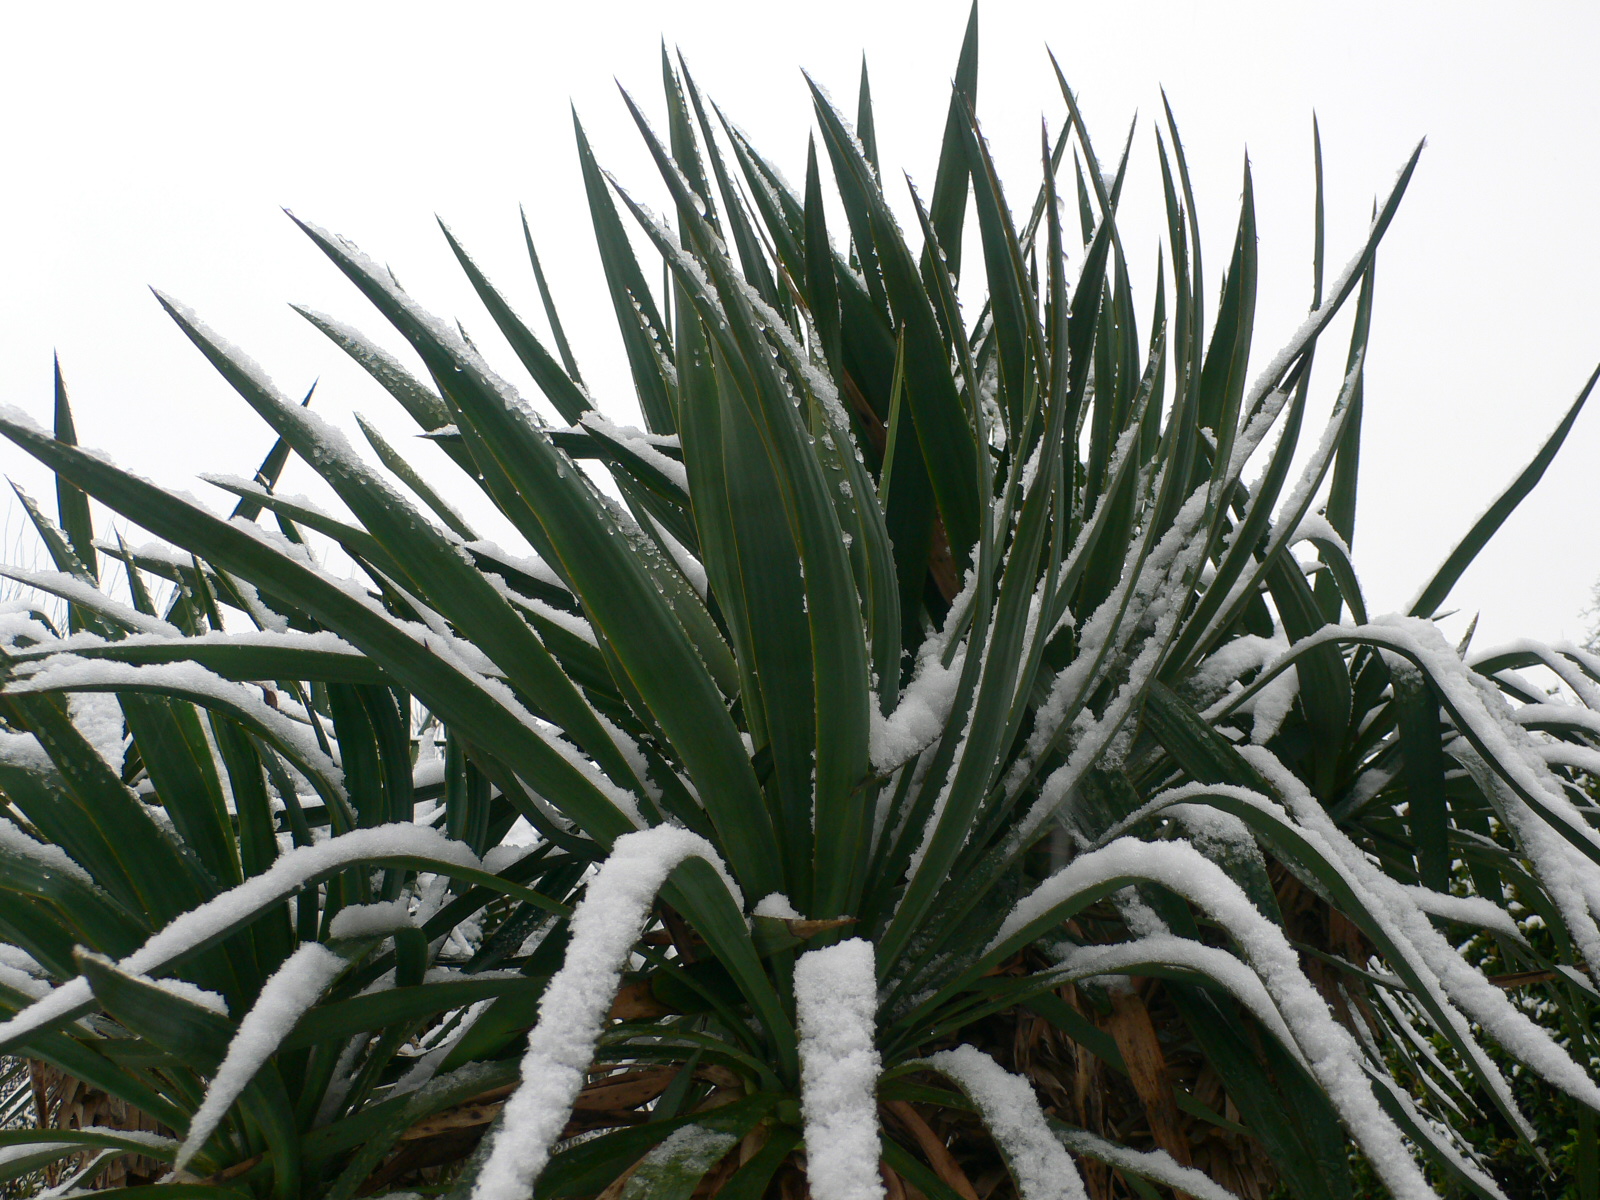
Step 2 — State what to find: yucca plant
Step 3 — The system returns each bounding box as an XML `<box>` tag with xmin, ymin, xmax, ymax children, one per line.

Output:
<box><xmin>0</xmin><ymin>10</ymin><xmax>1597</xmax><ymax>1199</ymax></box>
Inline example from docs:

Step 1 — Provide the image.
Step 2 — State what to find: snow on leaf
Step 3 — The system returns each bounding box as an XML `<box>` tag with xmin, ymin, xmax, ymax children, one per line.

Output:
<box><xmin>0</xmin><ymin>568</ymin><xmax>181</xmax><ymax>638</ymax></box>
<box><xmin>923</xmin><ymin>1045</ymin><xmax>1088</xmax><ymax>1200</ymax></box>
<box><xmin>995</xmin><ymin>837</ymin><xmax>1437</xmax><ymax>1200</ymax></box>
<box><xmin>1050</xmin><ymin>935</ymin><xmax>1305</xmax><ymax>1073</ymax></box>
<box><xmin>577</xmin><ymin>412</ymin><xmax>689</xmax><ymax>493</ymax></box>
<box><xmin>753</xmin><ymin>893</ymin><xmax>803</xmax><ymax>920</ymax></box>
<box><xmin>796</xmin><ymin>938</ymin><xmax>883</xmax><ymax>1200</ymax></box>
<box><xmin>328</xmin><ymin>899</ymin><xmax>414</xmax><ymax>940</ymax></box>
<box><xmin>173</xmin><ymin>942</ymin><xmax>346</xmax><ymax>1174</ymax></box>
<box><xmin>471</xmin><ymin>826</ymin><xmax>739</xmax><ymax>1200</ymax></box>
<box><xmin>0</xmin><ymin>814</ymin><xmax>94</xmax><ymax>885</ymax></box>
<box><xmin>0</xmin><ymin>825</ymin><xmax>480</xmax><ymax>1052</ymax></box>
<box><xmin>1052</xmin><ymin>1125</ymin><xmax>1244</xmax><ymax>1200</ymax></box>
<box><xmin>5</xmin><ymin>653</ymin><xmax>344</xmax><ymax>796</ymax></box>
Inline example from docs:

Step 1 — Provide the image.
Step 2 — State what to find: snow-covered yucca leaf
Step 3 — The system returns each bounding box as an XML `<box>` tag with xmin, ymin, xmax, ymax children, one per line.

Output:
<box><xmin>0</xmin><ymin>9</ymin><xmax>1595</xmax><ymax>1199</ymax></box>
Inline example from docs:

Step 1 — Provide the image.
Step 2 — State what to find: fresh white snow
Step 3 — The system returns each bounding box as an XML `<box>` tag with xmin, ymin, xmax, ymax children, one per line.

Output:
<box><xmin>173</xmin><ymin>941</ymin><xmax>346</xmax><ymax>1173</ymax></box>
<box><xmin>0</xmin><ymin>824</ymin><xmax>480</xmax><ymax>1052</ymax></box>
<box><xmin>1053</xmin><ymin>1125</ymin><xmax>1244</xmax><ymax>1200</ymax></box>
<box><xmin>795</xmin><ymin>938</ymin><xmax>883</xmax><ymax>1200</ymax></box>
<box><xmin>0</xmin><ymin>815</ymin><xmax>93</xmax><ymax>884</ymax></box>
<box><xmin>924</xmin><ymin>1045</ymin><xmax>1088</xmax><ymax>1200</ymax></box>
<box><xmin>994</xmin><ymin>837</ymin><xmax>1437</xmax><ymax>1200</ymax></box>
<box><xmin>753</xmin><ymin>893</ymin><xmax>803</xmax><ymax>920</ymax></box>
<box><xmin>471</xmin><ymin>826</ymin><xmax>739</xmax><ymax>1200</ymax></box>
<box><xmin>328</xmin><ymin>899</ymin><xmax>414</xmax><ymax>940</ymax></box>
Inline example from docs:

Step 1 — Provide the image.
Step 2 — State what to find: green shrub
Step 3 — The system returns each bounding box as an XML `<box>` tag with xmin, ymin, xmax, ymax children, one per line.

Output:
<box><xmin>0</xmin><ymin>10</ymin><xmax>1595</xmax><ymax>1199</ymax></box>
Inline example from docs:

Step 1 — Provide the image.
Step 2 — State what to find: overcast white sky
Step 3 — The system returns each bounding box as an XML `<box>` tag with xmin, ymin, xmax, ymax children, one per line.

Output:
<box><xmin>0</xmin><ymin>0</ymin><xmax>1595</xmax><ymax>650</ymax></box>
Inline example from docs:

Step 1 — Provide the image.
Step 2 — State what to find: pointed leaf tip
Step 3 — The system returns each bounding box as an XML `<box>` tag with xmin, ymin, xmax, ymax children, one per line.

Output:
<box><xmin>1409</xmin><ymin>358</ymin><xmax>1599</xmax><ymax>618</ymax></box>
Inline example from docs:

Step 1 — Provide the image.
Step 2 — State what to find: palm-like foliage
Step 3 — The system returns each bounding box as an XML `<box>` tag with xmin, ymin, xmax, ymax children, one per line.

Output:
<box><xmin>0</xmin><ymin>12</ymin><xmax>1597</xmax><ymax>1199</ymax></box>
